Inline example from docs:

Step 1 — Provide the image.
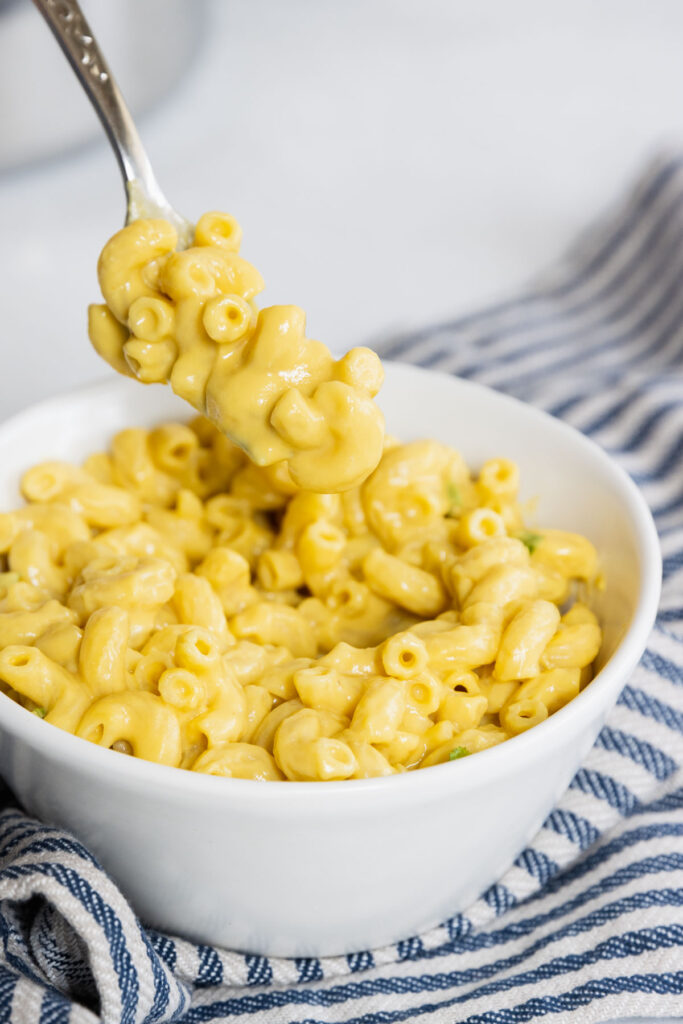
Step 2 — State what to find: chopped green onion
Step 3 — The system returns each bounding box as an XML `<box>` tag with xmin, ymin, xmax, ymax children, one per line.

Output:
<box><xmin>32</xmin><ymin>707</ymin><xmax>47</xmax><ymax>719</ymax></box>
<box><xmin>518</xmin><ymin>530</ymin><xmax>543</xmax><ymax>554</ymax></box>
<box><xmin>448</xmin><ymin>746</ymin><xmax>469</xmax><ymax>761</ymax></box>
<box><xmin>445</xmin><ymin>482</ymin><xmax>461</xmax><ymax>517</ymax></box>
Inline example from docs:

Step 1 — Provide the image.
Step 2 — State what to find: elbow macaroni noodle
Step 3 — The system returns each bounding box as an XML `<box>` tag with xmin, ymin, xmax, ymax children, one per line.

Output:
<box><xmin>88</xmin><ymin>213</ymin><xmax>385</xmax><ymax>493</ymax></box>
<box><xmin>0</xmin><ymin>421</ymin><xmax>603</xmax><ymax>781</ymax></box>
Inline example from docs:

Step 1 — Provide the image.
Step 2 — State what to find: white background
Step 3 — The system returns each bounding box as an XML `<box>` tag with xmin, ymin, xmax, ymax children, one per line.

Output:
<box><xmin>0</xmin><ymin>3</ymin><xmax>682</xmax><ymax>1018</ymax></box>
<box><xmin>3</xmin><ymin>0</ymin><xmax>683</xmax><ymax>421</ymax></box>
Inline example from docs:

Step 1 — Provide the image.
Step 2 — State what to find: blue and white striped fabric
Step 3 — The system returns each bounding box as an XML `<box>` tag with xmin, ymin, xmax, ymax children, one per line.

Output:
<box><xmin>1</xmin><ymin>152</ymin><xmax>683</xmax><ymax>1023</ymax></box>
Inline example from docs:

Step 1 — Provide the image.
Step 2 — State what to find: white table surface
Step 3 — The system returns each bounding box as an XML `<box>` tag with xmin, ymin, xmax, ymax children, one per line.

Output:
<box><xmin>1</xmin><ymin>2</ymin><xmax>682</xmax><ymax>1019</ymax></box>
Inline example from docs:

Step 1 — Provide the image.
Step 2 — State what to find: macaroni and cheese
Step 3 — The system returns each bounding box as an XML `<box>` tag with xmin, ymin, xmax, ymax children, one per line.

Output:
<box><xmin>0</xmin><ymin>423</ymin><xmax>602</xmax><ymax>780</ymax></box>
<box><xmin>88</xmin><ymin>213</ymin><xmax>385</xmax><ymax>493</ymax></box>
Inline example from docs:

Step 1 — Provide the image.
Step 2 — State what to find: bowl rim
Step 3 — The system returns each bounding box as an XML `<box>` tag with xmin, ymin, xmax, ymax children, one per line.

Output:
<box><xmin>0</xmin><ymin>368</ymin><xmax>662</xmax><ymax>803</ymax></box>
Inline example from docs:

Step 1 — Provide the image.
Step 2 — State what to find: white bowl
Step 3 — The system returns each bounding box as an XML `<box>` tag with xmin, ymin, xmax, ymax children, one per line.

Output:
<box><xmin>0</xmin><ymin>0</ymin><xmax>204</xmax><ymax>170</ymax></box>
<box><xmin>0</xmin><ymin>367</ymin><xmax>661</xmax><ymax>957</ymax></box>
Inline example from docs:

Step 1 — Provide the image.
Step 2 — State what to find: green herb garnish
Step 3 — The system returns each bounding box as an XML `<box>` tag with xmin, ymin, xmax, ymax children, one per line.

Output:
<box><xmin>449</xmin><ymin>746</ymin><xmax>470</xmax><ymax>761</ymax></box>
<box><xmin>32</xmin><ymin>707</ymin><xmax>47</xmax><ymax>719</ymax></box>
<box><xmin>445</xmin><ymin>483</ymin><xmax>461</xmax><ymax>517</ymax></box>
<box><xmin>518</xmin><ymin>530</ymin><xmax>543</xmax><ymax>554</ymax></box>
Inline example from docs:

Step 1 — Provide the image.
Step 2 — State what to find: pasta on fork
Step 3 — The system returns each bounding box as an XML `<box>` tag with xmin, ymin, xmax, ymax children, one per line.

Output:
<box><xmin>88</xmin><ymin>212</ymin><xmax>386</xmax><ymax>493</ymax></box>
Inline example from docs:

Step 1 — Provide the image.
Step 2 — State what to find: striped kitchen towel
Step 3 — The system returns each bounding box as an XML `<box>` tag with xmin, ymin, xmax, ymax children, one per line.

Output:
<box><xmin>0</xmin><ymin>151</ymin><xmax>682</xmax><ymax>1024</ymax></box>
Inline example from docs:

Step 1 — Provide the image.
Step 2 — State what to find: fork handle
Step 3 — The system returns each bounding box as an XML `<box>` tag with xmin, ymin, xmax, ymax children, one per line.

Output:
<box><xmin>31</xmin><ymin>0</ymin><xmax>165</xmax><ymax>208</ymax></box>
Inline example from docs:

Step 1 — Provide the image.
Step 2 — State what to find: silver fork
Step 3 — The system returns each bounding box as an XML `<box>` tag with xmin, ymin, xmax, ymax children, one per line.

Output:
<box><xmin>31</xmin><ymin>0</ymin><xmax>194</xmax><ymax>247</ymax></box>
